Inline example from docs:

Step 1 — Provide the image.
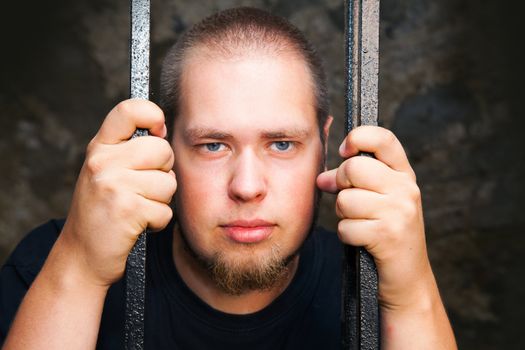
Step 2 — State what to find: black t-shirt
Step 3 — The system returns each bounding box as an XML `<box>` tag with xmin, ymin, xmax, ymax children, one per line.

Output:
<box><xmin>0</xmin><ymin>219</ymin><xmax>343</xmax><ymax>349</ymax></box>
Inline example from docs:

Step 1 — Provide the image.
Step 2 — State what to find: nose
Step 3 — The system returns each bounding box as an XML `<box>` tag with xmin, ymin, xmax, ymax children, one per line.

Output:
<box><xmin>228</xmin><ymin>150</ymin><xmax>267</xmax><ymax>203</ymax></box>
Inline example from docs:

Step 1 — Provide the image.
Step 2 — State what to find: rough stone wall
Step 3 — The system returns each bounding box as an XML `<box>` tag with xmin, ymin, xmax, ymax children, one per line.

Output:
<box><xmin>1</xmin><ymin>0</ymin><xmax>523</xmax><ymax>348</ymax></box>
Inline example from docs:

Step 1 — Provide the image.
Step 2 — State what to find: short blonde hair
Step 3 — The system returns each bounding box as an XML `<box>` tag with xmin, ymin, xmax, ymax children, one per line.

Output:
<box><xmin>159</xmin><ymin>7</ymin><xmax>329</xmax><ymax>142</ymax></box>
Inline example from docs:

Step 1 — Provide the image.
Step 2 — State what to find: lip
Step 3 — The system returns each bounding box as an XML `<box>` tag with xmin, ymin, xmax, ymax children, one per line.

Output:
<box><xmin>221</xmin><ymin>219</ymin><xmax>275</xmax><ymax>244</ymax></box>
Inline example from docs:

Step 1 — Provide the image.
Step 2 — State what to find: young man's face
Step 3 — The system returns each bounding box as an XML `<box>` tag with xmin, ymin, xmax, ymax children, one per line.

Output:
<box><xmin>171</xmin><ymin>50</ymin><xmax>326</xmax><ymax>294</ymax></box>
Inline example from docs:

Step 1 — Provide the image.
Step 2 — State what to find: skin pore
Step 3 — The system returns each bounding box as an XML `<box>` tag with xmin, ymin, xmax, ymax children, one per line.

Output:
<box><xmin>170</xmin><ymin>48</ymin><xmax>330</xmax><ymax>314</ymax></box>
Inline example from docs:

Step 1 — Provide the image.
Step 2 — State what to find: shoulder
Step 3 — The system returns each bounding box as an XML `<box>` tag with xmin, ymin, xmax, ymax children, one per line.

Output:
<box><xmin>3</xmin><ymin>219</ymin><xmax>65</xmax><ymax>285</ymax></box>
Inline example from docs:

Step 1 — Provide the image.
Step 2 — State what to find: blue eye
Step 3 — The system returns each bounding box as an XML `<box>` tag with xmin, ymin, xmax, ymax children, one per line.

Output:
<box><xmin>272</xmin><ymin>141</ymin><xmax>292</xmax><ymax>151</ymax></box>
<box><xmin>205</xmin><ymin>143</ymin><xmax>224</xmax><ymax>152</ymax></box>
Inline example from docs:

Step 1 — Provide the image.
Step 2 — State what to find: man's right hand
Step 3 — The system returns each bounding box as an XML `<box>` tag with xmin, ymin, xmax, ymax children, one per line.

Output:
<box><xmin>58</xmin><ymin>99</ymin><xmax>176</xmax><ymax>288</ymax></box>
<box><xmin>3</xmin><ymin>99</ymin><xmax>176</xmax><ymax>350</ymax></box>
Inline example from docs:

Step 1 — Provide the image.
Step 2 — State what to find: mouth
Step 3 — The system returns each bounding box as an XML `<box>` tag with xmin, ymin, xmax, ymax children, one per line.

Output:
<box><xmin>220</xmin><ymin>219</ymin><xmax>276</xmax><ymax>244</ymax></box>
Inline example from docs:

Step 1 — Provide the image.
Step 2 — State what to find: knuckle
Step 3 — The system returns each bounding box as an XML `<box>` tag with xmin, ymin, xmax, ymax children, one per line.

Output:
<box><xmin>398</xmin><ymin>197</ymin><xmax>417</xmax><ymax>217</ymax></box>
<box><xmin>149</xmin><ymin>205</ymin><xmax>173</xmax><ymax>231</ymax></box>
<box><xmin>382</xmin><ymin>218</ymin><xmax>403</xmax><ymax>244</ymax></box>
<box><xmin>387</xmin><ymin>198</ymin><xmax>418</xmax><ymax>237</ymax></box>
<box><xmin>162</xmin><ymin>205</ymin><xmax>173</xmax><ymax>222</ymax></box>
<box><xmin>114</xmin><ymin>99</ymin><xmax>134</xmax><ymax>117</ymax></box>
<box><xmin>335</xmin><ymin>196</ymin><xmax>345</xmax><ymax>219</ymax></box>
<box><xmin>384</xmin><ymin>128</ymin><xmax>397</xmax><ymax>143</ymax></box>
<box><xmin>395</xmin><ymin>172</ymin><xmax>421</xmax><ymax>200</ymax></box>
<box><xmin>114</xmin><ymin>192</ymin><xmax>138</xmax><ymax>219</ymax></box>
<box><xmin>151</xmin><ymin>140</ymin><xmax>174</xmax><ymax>169</ymax></box>
<box><xmin>337</xmin><ymin>219</ymin><xmax>357</xmax><ymax>245</ymax></box>
<box><xmin>369</xmin><ymin>219</ymin><xmax>382</xmax><ymax>237</ymax></box>
<box><xmin>158</xmin><ymin>138</ymin><xmax>174</xmax><ymax>159</ymax></box>
<box><xmin>398</xmin><ymin>179</ymin><xmax>421</xmax><ymax>203</ymax></box>
<box><xmin>409</xmin><ymin>169</ymin><xmax>417</xmax><ymax>182</ymax></box>
<box><xmin>168</xmin><ymin>176</ymin><xmax>178</xmax><ymax>194</ymax></box>
<box><xmin>151</xmin><ymin>105</ymin><xmax>165</xmax><ymax>124</ymax></box>
<box><xmin>147</xmin><ymin>137</ymin><xmax>171</xmax><ymax>157</ymax></box>
<box><xmin>401</xmin><ymin>170</ymin><xmax>418</xmax><ymax>186</ymax></box>
<box><xmin>390</xmin><ymin>225</ymin><xmax>405</xmax><ymax>246</ymax></box>
<box><xmin>93</xmin><ymin>173</ymin><xmax>115</xmax><ymax>195</ymax></box>
<box><xmin>337</xmin><ymin>220</ymin><xmax>349</xmax><ymax>241</ymax></box>
<box><xmin>342</xmin><ymin>157</ymin><xmax>364</xmax><ymax>181</ymax></box>
<box><xmin>343</xmin><ymin>157</ymin><xmax>356</xmax><ymax>175</ymax></box>
<box><xmin>405</xmin><ymin>200</ymin><xmax>420</xmax><ymax>220</ymax></box>
<box><xmin>408</xmin><ymin>183</ymin><xmax>421</xmax><ymax>201</ymax></box>
<box><xmin>379</xmin><ymin>128</ymin><xmax>398</xmax><ymax>148</ymax></box>
<box><xmin>86</xmin><ymin>138</ymin><xmax>99</xmax><ymax>154</ymax></box>
<box><xmin>85</xmin><ymin>153</ymin><xmax>105</xmax><ymax>176</ymax></box>
<box><xmin>156</xmin><ymin>173</ymin><xmax>177</xmax><ymax>203</ymax></box>
<box><xmin>335</xmin><ymin>190</ymin><xmax>350</xmax><ymax>218</ymax></box>
<box><xmin>375</xmin><ymin>219</ymin><xmax>389</xmax><ymax>238</ymax></box>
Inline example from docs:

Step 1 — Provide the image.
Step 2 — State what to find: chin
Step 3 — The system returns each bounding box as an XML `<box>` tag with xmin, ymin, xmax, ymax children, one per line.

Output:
<box><xmin>183</xmin><ymin>229</ymin><xmax>297</xmax><ymax>295</ymax></box>
<box><xmin>209</xmin><ymin>244</ymin><xmax>297</xmax><ymax>296</ymax></box>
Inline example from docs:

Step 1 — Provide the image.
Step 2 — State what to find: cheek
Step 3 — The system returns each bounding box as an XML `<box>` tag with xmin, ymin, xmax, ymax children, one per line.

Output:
<box><xmin>270</xmin><ymin>155</ymin><xmax>321</xmax><ymax>220</ymax></box>
<box><xmin>174</xmin><ymin>157</ymin><xmax>226</xmax><ymax>229</ymax></box>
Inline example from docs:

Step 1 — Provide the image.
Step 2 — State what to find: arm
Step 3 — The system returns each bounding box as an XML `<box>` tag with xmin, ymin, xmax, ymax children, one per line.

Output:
<box><xmin>2</xmin><ymin>239</ymin><xmax>108</xmax><ymax>349</ymax></box>
<box><xmin>3</xmin><ymin>99</ymin><xmax>176</xmax><ymax>350</ymax></box>
<box><xmin>317</xmin><ymin>125</ymin><xmax>457</xmax><ymax>350</ymax></box>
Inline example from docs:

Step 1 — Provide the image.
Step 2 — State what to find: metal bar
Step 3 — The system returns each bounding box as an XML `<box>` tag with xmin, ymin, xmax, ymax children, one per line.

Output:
<box><xmin>130</xmin><ymin>0</ymin><xmax>151</xmax><ymax>101</ymax></box>
<box><xmin>342</xmin><ymin>0</ymin><xmax>380</xmax><ymax>349</ymax></box>
<box><xmin>125</xmin><ymin>0</ymin><xmax>150</xmax><ymax>349</ymax></box>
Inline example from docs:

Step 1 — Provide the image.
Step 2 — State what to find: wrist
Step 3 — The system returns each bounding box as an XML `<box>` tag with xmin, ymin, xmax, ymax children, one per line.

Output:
<box><xmin>379</xmin><ymin>262</ymin><xmax>440</xmax><ymax>313</ymax></box>
<box><xmin>379</xmin><ymin>275</ymin><xmax>457</xmax><ymax>350</ymax></box>
<box><xmin>41</xmin><ymin>234</ymin><xmax>111</xmax><ymax>297</ymax></box>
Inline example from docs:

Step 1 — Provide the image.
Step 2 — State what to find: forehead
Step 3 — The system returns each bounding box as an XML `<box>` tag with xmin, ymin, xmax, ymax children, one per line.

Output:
<box><xmin>175</xmin><ymin>50</ymin><xmax>317</xmax><ymax>134</ymax></box>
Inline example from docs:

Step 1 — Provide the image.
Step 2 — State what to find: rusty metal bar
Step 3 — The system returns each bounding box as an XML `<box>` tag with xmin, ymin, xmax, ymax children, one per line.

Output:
<box><xmin>342</xmin><ymin>0</ymin><xmax>380</xmax><ymax>349</ymax></box>
<box><xmin>125</xmin><ymin>0</ymin><xmax>150</xmax><ymax>349</ymax></box>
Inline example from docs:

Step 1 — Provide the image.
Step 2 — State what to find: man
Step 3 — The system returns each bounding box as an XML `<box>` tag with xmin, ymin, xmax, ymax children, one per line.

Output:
<box><xmin>0</xmin><ymin>7</ymin><xmax>456</xmax><ymax>349</ymax></box>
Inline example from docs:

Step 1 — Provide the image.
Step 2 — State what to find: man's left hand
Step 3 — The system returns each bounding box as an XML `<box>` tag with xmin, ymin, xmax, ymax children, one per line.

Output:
<box><xmin>317</xmin><ymin>125</ymin><xmax>434</xmax><ymax>312</ymax></box>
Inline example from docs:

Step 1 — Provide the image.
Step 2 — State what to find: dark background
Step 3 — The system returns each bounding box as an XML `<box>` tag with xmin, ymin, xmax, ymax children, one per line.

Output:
<box><xmin>1</xmin><ymin>0</ymin><xmax>524</xmax><ymax>348</ymax></box>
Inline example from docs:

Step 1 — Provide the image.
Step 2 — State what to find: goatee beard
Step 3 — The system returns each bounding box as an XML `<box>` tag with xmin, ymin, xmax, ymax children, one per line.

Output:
<box><xmin>177</xmin><ymin>226</ymin><xmax>297</xmax><ymax>296</ymax></box>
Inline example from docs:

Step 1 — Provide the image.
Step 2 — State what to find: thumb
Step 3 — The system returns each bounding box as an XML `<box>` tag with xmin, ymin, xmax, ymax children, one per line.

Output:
<box><xmin>316</xmin><ymin>169</ymin><xmax>338</xmax><ymax>194</ymax></box>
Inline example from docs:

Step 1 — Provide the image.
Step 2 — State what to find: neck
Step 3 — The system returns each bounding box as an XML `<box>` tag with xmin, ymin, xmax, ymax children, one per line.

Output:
<box><xmin>171</xmin><ymin>226</ymin><xmax>299</xmax><ymax>315</ymax></box>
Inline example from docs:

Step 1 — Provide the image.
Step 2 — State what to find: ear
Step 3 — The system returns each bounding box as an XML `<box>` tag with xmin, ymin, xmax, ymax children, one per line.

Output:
<box><xmin>322</xmin><ymin>116</ymin><xmax>333</xmax><ymax>170</ymax></box>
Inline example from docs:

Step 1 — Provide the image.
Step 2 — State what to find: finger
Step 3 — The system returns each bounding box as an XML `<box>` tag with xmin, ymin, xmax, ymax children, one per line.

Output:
<box><xmin>126</xmin><ymin>169</ymin><xmax>177</xmax><ymax>204</ymax></box>
<box><xmin>337</xmin><ymin>218</ymin><xmax>380</xmax><ymax>249</ymax></box>
<box><xmin>139</xmin><ymin>198</ymin><xmax>173</xmax><ymax>232</ymax></box>
<box><xmin>109</xmin><ymin>136</ymin><xmax>174</xmax><ymax>172</ymax></box>
<box><xmin>336</xmin><ymin>188</ymin><xmax>385</xmax><ymax>219</ymax></box>
<box><xmin>336</xmin><ymin>155</ymin><xmax>398</xmax><ymax>193</ymax></box>
<box><xmin>316</xmin><ymin>168</ymin><xmax>338</xmax><ymax>194</ymax></box>
<box><xmin>339</xmin><ymin>126</ymin><xmax>415</xmax><ymax>179</ymax></box>
<box><xmin>94</xmin><ymin>99</ymin><xmax>166</xmax><ymax>145</ymax></box>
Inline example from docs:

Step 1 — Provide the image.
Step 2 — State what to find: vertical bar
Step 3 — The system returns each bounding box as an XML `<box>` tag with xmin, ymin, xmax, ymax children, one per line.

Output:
<box><xmin>130</xmin><ymin>0</ymin><xmax>151</xmax><ymax>101</ymax></box>
<box><xmin>358</xmin><ymin>1</ymin><xmax>380</xmax><ymax>348</ymax></box>
<box><xmin>125</xmin><ymin>0</ymin><xmax>150</xmax><ymax>349</ymax></box>
<box><xmin>342</xmin><ymin>0</ymin><xmax>380</xmax><ymax>349</ymax></box>
<box><xmin>342</xmin><ymin>2</ymin><xmax>359</xmax><ymax>348</ymax></box>
<box><xmin>360</xmin><ymin>0</ymin><xmax>380</xmax><ymax>125</ymax></box>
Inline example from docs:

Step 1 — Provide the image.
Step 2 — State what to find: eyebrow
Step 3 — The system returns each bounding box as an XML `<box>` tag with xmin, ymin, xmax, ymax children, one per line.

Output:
<box><xmin>183</xmin><ymin>127</ymin><xmax>312</xmax><ymax>142</ymax></box>
<box><xmin>183</xmin><ymin>128</ymin><xmax>233</xmax><ymax>142</ymax></box>
<box><xmin>260</xmin><ymin>129</ymin><xmax>311</xmax><ymax>139</ymax></box>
